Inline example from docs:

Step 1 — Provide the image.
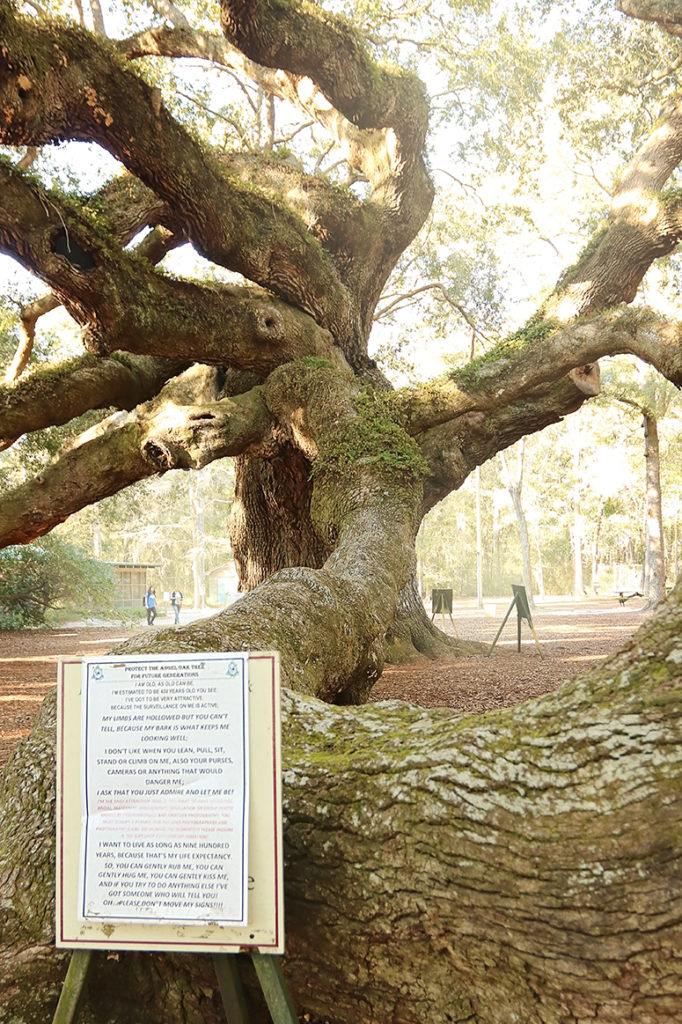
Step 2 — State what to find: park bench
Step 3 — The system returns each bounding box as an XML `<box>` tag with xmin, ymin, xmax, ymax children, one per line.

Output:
<box><xmin>617</xmin><ymin>590</ymin><xmax>644</xmax><ymax>606</ymax></box>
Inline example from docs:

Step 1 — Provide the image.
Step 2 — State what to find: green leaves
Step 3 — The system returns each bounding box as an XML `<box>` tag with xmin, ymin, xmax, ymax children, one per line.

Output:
<box><xmin>0</xmin><ymin>536</ymin><xmax>116</xmax><ymax>627</ymax></box>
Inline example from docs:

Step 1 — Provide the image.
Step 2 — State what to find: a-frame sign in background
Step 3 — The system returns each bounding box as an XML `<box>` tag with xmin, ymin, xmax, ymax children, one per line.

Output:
<box><xmin>55</xmin><ymin>651</ymin><xmax>295</xmax><ymax>1023</ymax></box>
<box><xmin>487</xmin><ymin>584</ymin><xmax>544</xmax><ymax>657</ymax></box>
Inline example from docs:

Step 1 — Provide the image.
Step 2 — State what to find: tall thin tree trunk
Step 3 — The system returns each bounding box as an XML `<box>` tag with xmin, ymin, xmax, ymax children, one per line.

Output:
<box><xmin>572</xmin><ymin>445</ymin><xmax>584</xmax><ymax>598</ymax></box>
<box><xmin>643</xmin><ymin>411</ymin><xmax>666</xmax><ymax>603</ymax></box>
<box><xmin>189</xmin><ymin>475</ymin><xmax>206</xmax><ymax>609</ymax></box>
<box><xmin>92</xmin><ymin>508</ymin><xmax>102</xmax><ymax>558</ymax></box>
<box><xmin>89</xmin><ymin>0</ymin><xmax>105</xmax><ymax>34</ymax></box>
<box><xmin>475</xmin><ymin>465</ymin><xmax>483</xmax><ymax>608</ymax></box>
<box><xmin>532</xmin><ymin>525</ymin><xmax>546</xmax><ymax>600</ymax></box>
<box><xmin>592</xmin><ymin>505</ymin><xmax>603</xmax><ymax>595</ymax></box>
<box><xmin>500</xmin><ymin>444</ymin><xmax>534</xmax><ymax>608</ymax></box>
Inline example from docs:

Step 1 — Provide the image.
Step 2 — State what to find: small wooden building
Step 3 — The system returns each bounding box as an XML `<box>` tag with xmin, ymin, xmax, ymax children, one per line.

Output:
<box><xmin>106</xmin><ymin>562</ymin><xmax>159</xmax><ymax>609</ymax></box>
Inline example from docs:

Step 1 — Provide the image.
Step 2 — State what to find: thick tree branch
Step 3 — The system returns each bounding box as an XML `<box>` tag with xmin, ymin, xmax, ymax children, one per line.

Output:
<box><xmin>119</xmin><ymin>22</ymin><xmax>433</xmax><ymax>240</ymax></box>
<box><xmin>618</xmin><ymin>0</ymin><xmax>682</xmax><ymax>37</ymax></box>
<box><xmin>0</xmin><ymin>162</ymin><xmax>340</xmax><ymax>374</ymax></box>
<box><xmin>4</xmin><ymin>533</ymin><xmax>682</xmax><ymax>1022</ymax></box>
<box><xmin>219</xmin><ymin>0</ymin><xmax>429</xmax><ymax>142</ymax></box>
<box><xmin>401</xmin><ymin>306</ymin><xmax>682</xmax><ymax>438</ymax></box>
<box><xmin>544</xmin><ymin>92</ymin><xmax>682</xmax><ymax>321</ymax></box>
<box><xmin>0</xmin><ymin>5</ymin><xmax>351</xmax><ymax>340</ymax></box>
<box><xmin>419</xmin><ymin>377</ymin><xmax>591</xmax><ymax>511</ymax></box>
<box><xmin>218</xmin><ymin>0</ymin><xmax>434</xmax><ymax>310</ymax></box>
<box><xmin>0</xmin><ymin>352</ymin><xmax>186</xmax><ymax>447</ymax></box>
<box><xmin>0</xmin><ymin>368</ymin><xmax>275</xmax><ymax>547</ymax></box>
<box><xmin>6</xmin><ymin>193</ymin><xmax>184</xmax><ymax>383</ymax></box>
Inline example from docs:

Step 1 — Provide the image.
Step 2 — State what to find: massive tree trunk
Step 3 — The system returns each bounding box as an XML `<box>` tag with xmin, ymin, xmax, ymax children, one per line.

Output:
<box><xmin>229</xmin><ymin>446</ymin><xmax>329</xmax><ymax>592</ymax></box>
<box><xmin>2</xmin><ymin>584</ymin><xmax>682</xmax><ymax>1023</ymax></box>
<box><xmin>230</xmin><ymin>449</ymin><xmax>481</xmax><ymax>660</ymax></box>
<box><xmin>3</xmin><ymin>0</ymin><xmax>682</xmax><ymax>1021</ymax></box>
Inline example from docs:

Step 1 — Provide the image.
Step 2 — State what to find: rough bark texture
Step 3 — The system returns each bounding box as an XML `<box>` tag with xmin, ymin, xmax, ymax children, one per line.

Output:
<box><xmin>384</xmin><ymin>570</ymin><xmax>485</xmax><ymax>661</ymax></box>
<box><xmin>2</xmin><ymin>586</ymin><xmax>682</xmax><ymax>1023</ymax></box>
<box><xmin>230</xmin><ymin>446</ymin><xmax>329</xmax><ymax>592</ymax></box>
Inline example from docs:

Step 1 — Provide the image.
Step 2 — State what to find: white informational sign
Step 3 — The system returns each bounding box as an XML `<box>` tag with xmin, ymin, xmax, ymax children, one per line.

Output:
<box><xmin>57</xmin><ymin>651</ymin><xmax>283</xmax><ymax>954</ymax></box>
<box><xmin>79</xmin><ymin>653</ymin><xmax>249</xmax><ymax>925</ymax></box>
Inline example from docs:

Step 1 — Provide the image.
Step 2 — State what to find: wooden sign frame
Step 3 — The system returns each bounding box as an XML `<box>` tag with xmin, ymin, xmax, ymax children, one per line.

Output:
<box><xmin>56</xmin><ymin>652</ymin><xmax>284</xmax><ymax>954</ymax></box>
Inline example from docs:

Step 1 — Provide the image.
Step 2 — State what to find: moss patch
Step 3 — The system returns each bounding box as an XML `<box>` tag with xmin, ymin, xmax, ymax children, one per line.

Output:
<box><xmin>450</xmin><ymin>316</ymin><xmax>561</xmax><ymax>388</ymax></box>
<box><xmin>311</xmin><ymin>386</ymin><xmax>428</xmax><ymax>482</ymax></box>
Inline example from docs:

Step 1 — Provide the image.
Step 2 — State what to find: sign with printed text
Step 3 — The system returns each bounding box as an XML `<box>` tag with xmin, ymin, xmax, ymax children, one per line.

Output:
<box><xmin>56</xmin><ymin>651</ymin><xmax>283</xmax><ymax>953</ymax></box>
<box><xmin>79</xmin><ymin>653</ymin><xmax>249</xmax><ymax>925</ymax></box>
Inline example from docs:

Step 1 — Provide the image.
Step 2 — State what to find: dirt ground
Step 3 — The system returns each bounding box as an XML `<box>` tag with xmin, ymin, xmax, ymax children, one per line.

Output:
<box><xmin>0</xmin><ymin>596</ymin><xmax>652</xmax><ymax>769</ymax></box>
<box><xmin>370</xmin><ymin>595</ymin><xmax>652</xmax><ymax>713</ymax></box>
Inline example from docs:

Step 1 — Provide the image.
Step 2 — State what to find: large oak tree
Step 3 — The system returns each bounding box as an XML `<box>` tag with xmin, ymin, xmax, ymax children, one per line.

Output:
<box><xmin>1</xmin><ymin>0</ymin><xmax>682</xmax><ymax>1020</ymax></box>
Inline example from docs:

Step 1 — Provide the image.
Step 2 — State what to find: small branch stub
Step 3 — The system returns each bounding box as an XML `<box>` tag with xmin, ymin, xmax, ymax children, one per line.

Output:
<box><xmin>568</xmin><ymin>362</ymin><xmax>601</xmax><ymax>396</ymax></box>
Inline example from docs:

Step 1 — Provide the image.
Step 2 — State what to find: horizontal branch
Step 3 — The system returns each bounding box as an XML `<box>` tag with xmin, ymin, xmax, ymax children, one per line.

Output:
<box><xmin>0</xmin><ymin>353</ymin><xmax>186</xmax><ymax>447</ymax></box>
<box><xmin>419</xmin><ymin>376</ymin><xmax>590</xmax><ymax>510</ymax></box>
<box><xmin>0</xmin><ymin>162</ymin><xmax>340</xmax><ymax>374</ymax></box>
<box><xmin>401</xmin><ymin>305</ymin><xmax>682</xmax><ymax>437</ymax></box>
<box><xmin>0</xmin><ymin>369</ymin><xmax>275</xmax><ymax>547</ymax></box>
<box><xmin>5</xmin><ymin>182</ymin><xmax>184</xmax><ymax>382</ymax></box>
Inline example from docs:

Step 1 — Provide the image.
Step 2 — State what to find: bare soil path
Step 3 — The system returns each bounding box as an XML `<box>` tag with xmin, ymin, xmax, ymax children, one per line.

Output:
<box><xmin>0</xmin><ymin>597</ymin><xmax>651</xmax><ymax>769</ymax></box>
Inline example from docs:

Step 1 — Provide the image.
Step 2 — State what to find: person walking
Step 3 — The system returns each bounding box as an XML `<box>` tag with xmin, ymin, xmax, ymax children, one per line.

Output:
<box><xmin>145</xmin><ymin>586</ymin><xmax>157</xmax><ymax>626</ymax></box>
<box><xmin>170</xmin><ymin>586</ymin><xmax>183</xmax><ymax>624</ymax></box>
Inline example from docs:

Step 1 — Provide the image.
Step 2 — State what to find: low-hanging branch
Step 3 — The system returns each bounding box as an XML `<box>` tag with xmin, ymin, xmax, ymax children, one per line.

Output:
<box><xmin>0</xmin><ymin>352</ymin><xmax>187</xmax><ymax>446</ymax></box>
<box><xmin>0</xmin><ymin>370</ymin><xmax>275</xmax><ymax>548</ymax></box>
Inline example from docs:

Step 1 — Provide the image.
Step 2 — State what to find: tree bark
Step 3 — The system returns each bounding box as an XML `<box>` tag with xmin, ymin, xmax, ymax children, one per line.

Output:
<box><xmin>3</xmin><ymin>1</ymin><xmax>682</xmax><ymax>1019</ymax></box>
<box><xmin>2</xmin><ymin>585</ymin><xmax>682</xmax><ymax>1023</ymax></box>
<box><xmin>384</xmin><ymin>568</ymin><xmax>484</xmax><ymax>662</ymax></box>
<box><xmin>229</xmin><ymin>446</ymin><xmax>329</xmax><ymax>592</ymax></box>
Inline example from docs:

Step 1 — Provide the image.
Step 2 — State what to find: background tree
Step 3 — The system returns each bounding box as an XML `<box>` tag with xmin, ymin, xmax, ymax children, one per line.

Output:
<box><xmin>2</xmin><ymin>0</ymin><xmax>682</xmax><ymax>1021</ymax></box>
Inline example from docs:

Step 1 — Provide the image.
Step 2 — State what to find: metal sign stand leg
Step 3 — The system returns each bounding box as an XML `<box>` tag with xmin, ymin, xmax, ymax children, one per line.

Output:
<box><xmin>213</xmin><ymin>954</ymin><xmax>251</xmax><ymax>1024</ymax></box>
<box><xmin>250</xmin><ymin>952</ymin><xmax>299</xmax><ymax>1024</ymax></box>
<box><xmin>487</xmin><ymin>597</ymin><xmax>516</xmax><ymax>656</ymax></box>
<box><xmin>52</xmin><ymin>950</ymin><xmax>297</xmax><ymax>1024</ymax></box>
<box><xmin>52</xmin><ymin>950</ymin><xmax>93</xmax><ymax>1024</ymax></box>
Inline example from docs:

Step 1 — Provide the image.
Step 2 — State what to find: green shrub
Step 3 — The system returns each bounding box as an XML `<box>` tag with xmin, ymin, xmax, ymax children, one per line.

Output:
<box><xmin>0</xmin><ymin>537</ymin><xmax>117</xmax><ymax>628</ymax></box>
